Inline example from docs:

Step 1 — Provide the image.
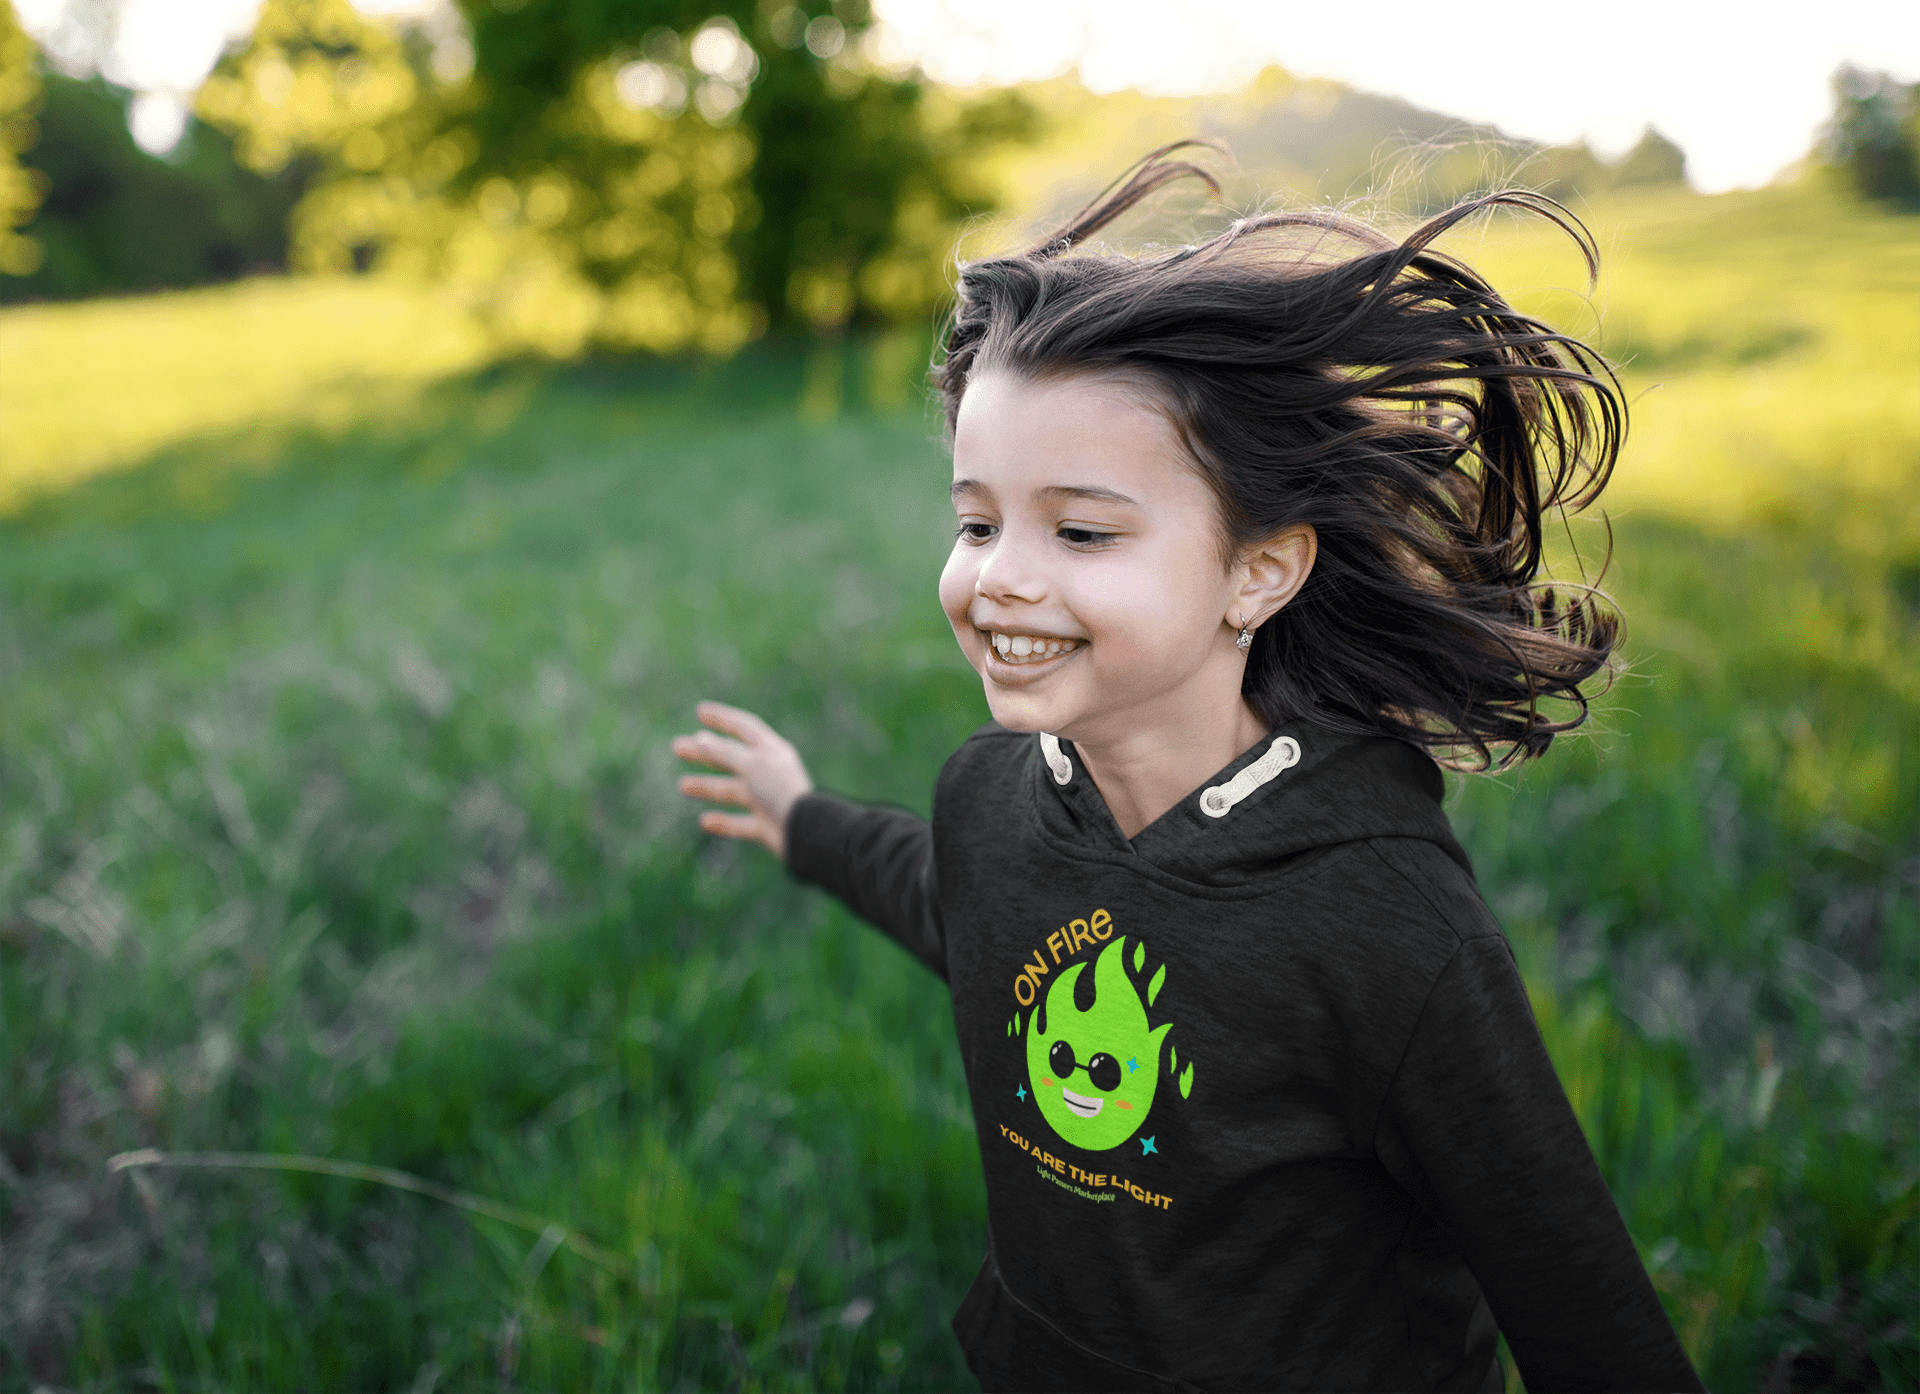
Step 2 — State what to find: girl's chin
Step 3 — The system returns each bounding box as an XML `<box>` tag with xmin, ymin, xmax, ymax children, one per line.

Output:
<box><xmin>980</xmin><ymin>682</ymin><xmax>1081</xmax><ymax>734</ymax></box>
<box><xmin>981</xmin><ymin>701</ymin><xmax>1052</xmax><ymax>733</ymax></box>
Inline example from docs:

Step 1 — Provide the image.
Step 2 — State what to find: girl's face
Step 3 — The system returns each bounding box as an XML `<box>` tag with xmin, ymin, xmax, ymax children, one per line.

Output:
<box><xmin>939</xmin><ymin>370</ymin><xmax>1256</xmax><ymax>748</ymax></box>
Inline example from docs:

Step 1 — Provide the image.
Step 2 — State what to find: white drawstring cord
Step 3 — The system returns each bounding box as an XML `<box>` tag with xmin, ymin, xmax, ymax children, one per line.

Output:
<box><xmin>1039</xmin><ymin>732</ymin><xmax>1073</xmax><ymax>785</ymax></box>
<box><xmin>1199</xmin><ymin>736</ymin><xmax>1301</xmax><ymax>818</ymax></box>
<box><xmin>1043</xmin><ymin>732</ymin><xmax>1300</xmax><ymax>815</ymax></box>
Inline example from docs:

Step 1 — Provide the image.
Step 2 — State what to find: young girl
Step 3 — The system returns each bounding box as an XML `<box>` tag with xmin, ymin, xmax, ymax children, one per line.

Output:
<box><xmin>673</xmin><ymin>149</ymin><xmax>1704</xmax><ymax>1393</ymax></box>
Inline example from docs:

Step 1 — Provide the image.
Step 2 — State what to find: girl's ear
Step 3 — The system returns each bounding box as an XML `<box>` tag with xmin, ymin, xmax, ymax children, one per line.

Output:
<box><xmin>1231</xmin><ymin>524</ymin><xmax>1317</xmax><ymax>630</ymax></box>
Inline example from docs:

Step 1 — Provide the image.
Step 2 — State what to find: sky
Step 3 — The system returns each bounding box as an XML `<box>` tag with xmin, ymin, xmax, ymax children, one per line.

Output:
<box><xmin>13</xmin><ymin>0</ymin><xmax>1919</xmax><ymax>188</ymax></box>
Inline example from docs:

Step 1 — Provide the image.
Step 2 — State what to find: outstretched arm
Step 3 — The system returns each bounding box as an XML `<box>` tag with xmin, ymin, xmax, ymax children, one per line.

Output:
<box><xmin>671</xmin><ymin>701</ymin><xmax>947</xmax><ymax>979</ymax></box>
<box><xmin>672</xmin><ymin>701</ymin><xmax>814</xmax><ymax>860</ymax></box>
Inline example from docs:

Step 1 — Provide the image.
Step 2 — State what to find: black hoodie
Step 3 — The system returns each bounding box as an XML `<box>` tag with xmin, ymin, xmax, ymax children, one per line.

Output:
<box><xmin>786</xmin><ymin>720</ymin><xmax>1703</xmax><ymax>1393</ymax></box>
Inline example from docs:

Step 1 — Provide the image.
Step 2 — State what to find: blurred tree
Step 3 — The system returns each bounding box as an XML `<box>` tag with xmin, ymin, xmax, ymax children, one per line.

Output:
<box><xmin>194</xmin><ymin>0</ymin><xmax>1033</xmax><ymax>355</ymax></box>
<box><xmin>1520</xmin><ymin>128</ymin><xmax>1686</xmax><ymax>204</ymax></box>
<box><xmin>196</xmin><ymin>0</ymin><xmax>421</xmax><ymax>178</ymax></box>
<box><xmin>734</xmin><ymin>35</ymin><xmax>1033</xmax><ymax>331</ymax></box>
<box><xmin>1609</xmin><ymin>126</ymin><xmax>1686</xmax><ymax>188</ymax></box>
<box><xmin>0</xmin><ymin>72</ymin><xmax>309</xmax><ymax>302</ymax></box>
<box><xmin>452</xmin><ymin>0</ymin><xmax>1035</xmax><ymax>336</ymax></box>
<box><xmin>0</xmin><ymin>0</ymin><xmax>47</xmax><ymax>277</ymax></box>
<box><xmin>1523</xmin><ymin>141</ymin><xmax>1613</xmax><ymax>202</ymax></box>
<box><xmin>197</xmin><ymin>0</ymin><xmax>766</xmax><ymax>354</ymax></box>
<box><xmin>1820</xmin><ymin>63</ymin><xmax>1920</xmax><ymax>202</ymax></box>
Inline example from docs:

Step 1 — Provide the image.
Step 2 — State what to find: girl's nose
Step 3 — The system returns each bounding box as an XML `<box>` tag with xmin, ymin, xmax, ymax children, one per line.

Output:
<box><xmin>974</xmin><ymin>530</ymin><xmax>1048</xmax><ymax>603</ymax></box>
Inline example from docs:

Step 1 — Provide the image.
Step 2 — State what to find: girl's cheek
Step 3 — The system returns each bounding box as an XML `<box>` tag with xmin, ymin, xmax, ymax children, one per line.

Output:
<box><xmin>1069</xmin><ymin>570</ymin><xmax>1204</xmax><ymax>671</ymax></box>
<box><xmin>937</xmin><ymin>545</ymin><xmax>979</xmax><ymax>632</ymax></box>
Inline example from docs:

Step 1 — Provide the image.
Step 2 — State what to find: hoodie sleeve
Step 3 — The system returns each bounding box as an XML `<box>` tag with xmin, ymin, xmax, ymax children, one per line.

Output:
<box><xmin>1374</xmin><ymin>934</ymin><xmax>1703</xmax><ymax>1393</ymax></box>
<box><xmin>784</xmin><ymin>791</ymin><xmax>946</xmax><ymax>981</ymax></box>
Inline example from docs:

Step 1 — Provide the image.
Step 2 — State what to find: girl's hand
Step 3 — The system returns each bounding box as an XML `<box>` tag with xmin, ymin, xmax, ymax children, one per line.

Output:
<box><xmin>671</xmin><ymin>702</ymin><xmax>814</xmax><ymax>860</ymax></box>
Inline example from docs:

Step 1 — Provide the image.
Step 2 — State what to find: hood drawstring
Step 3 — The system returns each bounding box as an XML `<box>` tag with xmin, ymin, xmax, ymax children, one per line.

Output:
<box><xmin>1043</xmin><ymin>732</ymin><xmax>1301</xmax><ymax>817</ymax></box>
<box><xmin>1039</xmin><ymin>732</ymin><xmax>1074</xmax><ymax>785</ymax></box>
<box><xmin>1200</xmin><ymin>736</ymin><xmax>1301</xmax><ymax>818</ymax></box>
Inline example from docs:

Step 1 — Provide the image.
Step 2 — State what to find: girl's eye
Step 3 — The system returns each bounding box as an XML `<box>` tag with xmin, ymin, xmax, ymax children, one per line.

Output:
<box><xmin>1058</xmin><ymin>526</ymin><xmax>1117</xmax><ymax>548</ymax></box>
<box><xmin>955</xmin><ymin>521</ymin><xmax>997</xmax><ymax>543</ymax></box>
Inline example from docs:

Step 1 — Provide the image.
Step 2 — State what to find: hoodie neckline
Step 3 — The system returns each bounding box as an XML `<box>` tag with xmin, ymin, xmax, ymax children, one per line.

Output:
<box><xmin>1025</xmin><ymin>721</ymin><xmax>1468</xmax><ymax>892</ymax></box>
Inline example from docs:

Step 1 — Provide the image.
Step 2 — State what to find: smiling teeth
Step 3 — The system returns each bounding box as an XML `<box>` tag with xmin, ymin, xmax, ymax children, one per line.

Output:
<box><xmin>1061</xmin><ymin>1087</ymin><xmax>1104</xmax><ymax>1118</ymax></box>
<box><xmin>990</xmin><ymin>632</ymin><xmax>1081</xmax><ymax>662</ymax></box>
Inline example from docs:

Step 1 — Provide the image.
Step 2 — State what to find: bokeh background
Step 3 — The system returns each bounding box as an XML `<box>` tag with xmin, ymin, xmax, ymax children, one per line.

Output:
<box><xmin>1</xmin><ymin>0</ymin><xmax>1916</xmax><ymax>1388</ymax></box>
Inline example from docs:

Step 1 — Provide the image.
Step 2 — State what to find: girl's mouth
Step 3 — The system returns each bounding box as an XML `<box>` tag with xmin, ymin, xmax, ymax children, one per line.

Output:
<box><xmin>980</xmin><ymin>630</ymin><xmax>1083</xmax><ymax>686</ymax></box>
<box><xmin>988</xmin><ymin>631</ymin><xmax>1082</xmax><ymax>663</ymax></box>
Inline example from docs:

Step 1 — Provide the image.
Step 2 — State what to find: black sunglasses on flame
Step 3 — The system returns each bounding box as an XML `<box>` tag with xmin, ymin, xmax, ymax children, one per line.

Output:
<box><xmin>1048</xmin><ymin>1040</ymin><xmax>1122</xmax><ymax>1092</ymax></box>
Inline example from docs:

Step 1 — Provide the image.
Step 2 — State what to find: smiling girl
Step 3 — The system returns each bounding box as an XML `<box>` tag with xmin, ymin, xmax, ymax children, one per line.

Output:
<box><xmin>673</xmin><ymin>149</ymin><xmax>1703</xmax><ymax>1392</ymax></box>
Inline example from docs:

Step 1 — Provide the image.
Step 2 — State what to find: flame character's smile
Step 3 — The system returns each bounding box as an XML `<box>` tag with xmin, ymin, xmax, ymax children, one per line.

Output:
<box><xmin>1061</xmin><ymin>1087</ymin><xmax>1104</xmax><ymax>1118</ymax></box>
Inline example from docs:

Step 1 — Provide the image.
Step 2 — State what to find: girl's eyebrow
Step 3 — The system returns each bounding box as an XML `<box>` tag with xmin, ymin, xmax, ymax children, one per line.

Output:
<box><xmin>949</xmin><ymin>479</ymin><xmax>1138</xmax><ymax>507</ymax></box>
<box><xmin>1037</xmin><ymin>484</ymin><xmax>1139</xmax><ymax>506</ymax></box>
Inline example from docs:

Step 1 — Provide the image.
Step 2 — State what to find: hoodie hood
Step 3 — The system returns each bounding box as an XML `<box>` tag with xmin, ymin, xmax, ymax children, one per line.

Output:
<box><xmin>1029</xmin><ymin>719</ymin><xmax>1473</xmax><ymax>891</ymax></box>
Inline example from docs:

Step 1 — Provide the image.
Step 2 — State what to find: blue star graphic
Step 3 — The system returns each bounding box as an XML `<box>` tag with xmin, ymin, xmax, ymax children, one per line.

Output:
<box><xmin>1140</xmin><ymin>1136</ymin><xmax>1157</xmax><ymax>1156</ymax></box>
<box><xmin>1016</xmin><ymin>1084</ymin><xmax>1027</xmax><ymax>1102</ymax></box>
<box><xmin>1127</xmin><ymin>1056</ymin><xmax>1137</xmax><ymax>1073</ymax></box>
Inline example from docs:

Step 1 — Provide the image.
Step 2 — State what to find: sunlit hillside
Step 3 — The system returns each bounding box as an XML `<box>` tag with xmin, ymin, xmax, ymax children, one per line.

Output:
<box><xmin>967</xmin><ymin>67</ymin><xmax>1684</xmax><ymax>248</ymax></box>
<box><xmin>1467</xmin><ymin>182</ymin><xmax>1920</xmax><ymax>524</ymax></box>
<box><xmin>0</xmin><ymin>277</ymin><xmax>489</xmax><ymax>510</ymax></box>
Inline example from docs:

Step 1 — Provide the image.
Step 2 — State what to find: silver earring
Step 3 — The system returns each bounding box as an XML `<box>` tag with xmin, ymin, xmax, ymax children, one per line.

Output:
<box><xmin>1236</xmin><ymin>617</ymin><xmax>1253</xmax><ymax>651</ymax></box>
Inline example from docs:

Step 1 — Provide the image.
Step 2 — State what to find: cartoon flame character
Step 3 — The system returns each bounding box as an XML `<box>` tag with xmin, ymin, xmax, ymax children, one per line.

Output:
<box><xmin>1024</xmin><ymin>936</ymin><xmax>1175</xmax><ymax>1151</ymax></box>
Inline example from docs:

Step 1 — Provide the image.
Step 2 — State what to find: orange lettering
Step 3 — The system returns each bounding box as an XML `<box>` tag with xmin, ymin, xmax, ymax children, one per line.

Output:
<box><xmin>1046</xmin><ymin>931</ymin><xmax>1067</xmax><ymax>964</ymax></box>
<box><xmin>1089</xmin><ymin>908</ymin><xmax>1113</xmax><ymax>939</ymax></box>
<box><xmin>1014</xmin><ymin>973</ymin><xmax>1035</xmax><ymax>1006</ymax></box>
<box><xmin>1068</xmin><ymin>918</ymin><xmax>1093</xmax><ymax>950</ymax></box>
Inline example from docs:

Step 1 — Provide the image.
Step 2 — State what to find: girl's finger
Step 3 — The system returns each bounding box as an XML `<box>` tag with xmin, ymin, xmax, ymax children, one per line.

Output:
<box><xmin>697</xmin><ymin>810</ymin><xmax>763</xmax><ymax>841</ymax></box>
<box><xmin>697</xmin><ymin>701</ymin><xmax>775</xmax><ymax>744</ymax></box>
<box><xmin>672</xmin><ymin>730</ymin><xmax>752</xmax><ymax>771</ymax></box>
<box><xmin>678</xmin><ymin>774</ymin><xmax>752</xmax><ymax>808</ymax></box>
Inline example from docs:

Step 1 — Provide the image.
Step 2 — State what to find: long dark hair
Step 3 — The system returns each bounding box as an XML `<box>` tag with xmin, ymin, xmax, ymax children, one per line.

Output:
<box><xmin>933</xmin><ymin>144</ymin><xmax>1625</xmax><ymax>769</ymax></box>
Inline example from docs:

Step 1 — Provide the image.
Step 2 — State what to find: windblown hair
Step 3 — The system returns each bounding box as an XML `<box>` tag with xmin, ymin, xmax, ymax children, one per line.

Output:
<box><xmin>933</xmin><ymin>144</ymin><xmax>1625</xmax><ymax>769</ymax></box>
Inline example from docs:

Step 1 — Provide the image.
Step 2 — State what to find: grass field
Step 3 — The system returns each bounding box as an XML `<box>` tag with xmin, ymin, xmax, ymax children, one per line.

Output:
<box><xmin>0</xmin><ymin>278</ymin><xmax>493</xmax><ymax>513</ymax></box>
<box><xmin>1</xmin><ymin>180</ymin><xmax>1915</xmax><ymax>1391</ymax></box>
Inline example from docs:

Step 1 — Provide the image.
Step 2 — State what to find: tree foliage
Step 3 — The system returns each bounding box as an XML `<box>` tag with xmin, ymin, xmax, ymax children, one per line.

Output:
<box><xmin>1609</xmin><ymin>127</ymin><xmax>1687</xmax><ymax>188</ymax></box>
<box><xmin>197</xmin><ymin>0</ymin><xmax>422</xmax><ymax>177</ymax></box>
<box><xmin>190</xmin><ymin>0</ymin><xmax>1034</xmax><ymax>355</ymax></box>
<box><xmin>0</xmin><ymin>0</ymin><xmax>45</xmax><ymax>276</ymax></box>
<box><xmin>1516</xmin><ymin>126</ymin><xmax>1687</xmax><ymax>205</ymax></box>
<box><xmin>1820</xmin><ymin>64</ymin><xmax>1920</xmax><ymax>203</ymax></box>
<box><xmin>454</xmin><ymin>0</ymin><xmax>1033</xmax><ymax>333</ymax></box>
<box><xmin>0</xmin><ymin>73</ymin><xmax>307</xmax><ymax>303</ymax></box>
